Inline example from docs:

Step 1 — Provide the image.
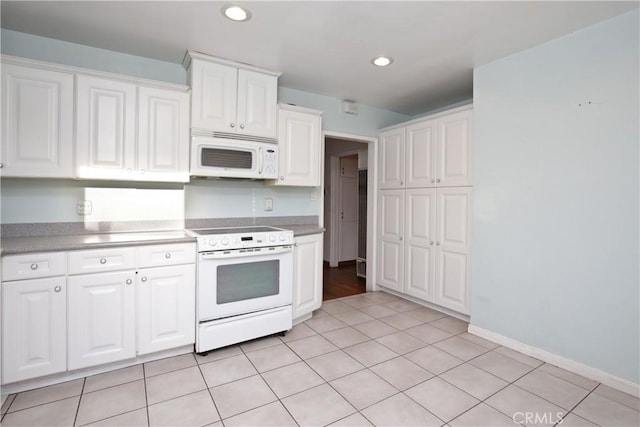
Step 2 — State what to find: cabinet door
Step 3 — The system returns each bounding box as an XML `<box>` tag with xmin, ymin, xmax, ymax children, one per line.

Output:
<box><xmin>2</xmin><ymin>277</ymin><xmax>66</xmax><ymax>383</ymax></box>
<box><xmin>137</xmin><ymin>265</ymin><xmax>195</xmax><ymax>355</ymax></box>
<box><xmin>138</xmin><ymin>87</ymin><xmax>190</xmax><ymax>182</ymax></box>
<box><xmin>190</xmin><ymin>60</ymin><xmax>237</xmax><ymax>132</ymax></box>
<box><xmin>406</xmin><ymin>119</ymin><xmax>437</xmax><ymax>188</ymax></box>
<box><xmin>276</xmin><ymin>108</ymin><xmax>321</xmax><ymax>186</ymax></box>
<box><xmin>68</xmin><ymin>271</ymin><xmax>136</xmax><ymax>369</ymax></box>
<box><xmin>434</xmin><ymin>187</ymin><xmax>472</xmax><ymax>314</ymax></box>
<box><xmin>378</xmin><ymin>128</ymin><xmax>405</xmax><ymax>189</ymax></box>
<box><xmin>237</xmin><ymin>69</ymin><xmax>278</xmax><ymax>138</ymax></box>
<box><xmin>436</xmin><ymin>110</ymin><xmax>472</xmax><ymax>187</ymax></box>
<box><xmin>1</xmin><ymin>64</ymin><xmax>73</xmax><ymax>178</ymax></box>
<box><xmin>405</xmin><ymin>189</ymin><xmax>436</xmax><ymax>301</ymax></box>
<box><xmin>76</xmin><ymin>76</ymin><xmax>136</xmax><ymax>180</ymax></box>
<box><xmin>376</xmin><ymin>190</ymin><xmax>404</xmax><ymax>292</ymax></box>
<box><xmin>292</xmin><ymin>233</ymin><xmax>323</xmax><ymax>320</ymax></box>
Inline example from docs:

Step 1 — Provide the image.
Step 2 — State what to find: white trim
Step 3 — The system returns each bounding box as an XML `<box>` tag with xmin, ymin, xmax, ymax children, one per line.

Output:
<box><xmin>278</xmin><ymin>102</ymin><xmax>323</xmax><ymax>115</ymax></box>
<box><xmin>379</xmin><ymin>286</ymin><xmax>470</xmax><ymax>322</ymax></box>
<box><xmin>1</xmin><ymin>54</ymin><xmax>189</xmax><ymax>92</ymax></box>
<box><xmin>182</xmin><ymin>50</ymin><xmax>282</xmax><ymax>77</ymax></box>
<box><xmin>1</xmin><ymin>345</ymin><xmax>193</xmax><ymax>395</ymax></box>
<box><xmin>322</xmin><ymin>131</ymin><xmax>377</xmax><ymax>292</ymax></box>
<box><xmin>378</xmin><ymin>103</ymin><xmax>473</xmax><ymax>133</ymax></box>
<box><xmin>468</xmin><ymin>325</ymin><xmax>640</xmax><ymax>397</ymax></box>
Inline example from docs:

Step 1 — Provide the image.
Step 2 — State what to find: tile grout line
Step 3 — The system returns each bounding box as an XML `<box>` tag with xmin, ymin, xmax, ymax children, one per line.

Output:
<box><xmin>142</xmin><ymin>363</ymin><xmax>150</xmax><ymax>427</ymax></box>
<box><xmin>194</xmin><ymin>357</ymin><xmax>225</xmax><ymax>425</ymax></box>
<box><xmin>72</xmin><ymin>377</ymin><xmax>86</xmax><ymax>427</ymax></box>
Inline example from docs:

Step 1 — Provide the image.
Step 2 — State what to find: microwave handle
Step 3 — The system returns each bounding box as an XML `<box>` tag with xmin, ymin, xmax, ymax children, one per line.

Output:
<box><xmin>258</xmin><ymin>146</ymin><xmax>263</xmax><ymax>175</ymax></box>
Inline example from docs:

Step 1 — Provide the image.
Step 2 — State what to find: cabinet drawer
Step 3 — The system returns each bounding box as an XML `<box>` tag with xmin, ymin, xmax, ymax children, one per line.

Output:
<box><xmin>137</xmin><ymin>243</ymin><xmax>196</xmax><ymax>268</ymax></box>
<box><xmin>68</xmin><ymin>247</ymin><xmax>136</xmax><ymax>275</ymax></box>
<box><xmin>2</xmin><ymin>252</ymin><xmax>67</xmax><ymax>281</ymax></box>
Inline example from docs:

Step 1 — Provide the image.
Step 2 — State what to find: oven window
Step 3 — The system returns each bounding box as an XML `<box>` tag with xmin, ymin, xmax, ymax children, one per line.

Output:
<box><xmin>217</xmin><ymin>260</ymin><xmax>280</xmax><ymax>304</ymax></box>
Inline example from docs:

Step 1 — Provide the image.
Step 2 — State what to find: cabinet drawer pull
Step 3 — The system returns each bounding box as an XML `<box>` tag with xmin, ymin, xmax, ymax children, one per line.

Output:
<box><xmin>141</xmin><ymin>276</ymin><xmax>148</xmax><ymax>283</ymax></box>
<box><xmin>165</xmin><ymin>253</ymin><xmax>172</xmax><ymax>259</ymax></box>
<box><xmin>30</xmin><ymin>263</ymin><xmax>38</xmax><ymax>270</ymax></box>
<box><xmin>126</xmin><ymin>279</ymin><xmax>132</xmax><ymax>285</ymax></box>
<box><xmin>100</xmin><ymin>258</ymin><xmax>107</xmax><ymax>264</ymax></box>
<box><xmin>54</xmin><ymin>286</ymin><xmax>62</xmax><ymax>292</ymax></box>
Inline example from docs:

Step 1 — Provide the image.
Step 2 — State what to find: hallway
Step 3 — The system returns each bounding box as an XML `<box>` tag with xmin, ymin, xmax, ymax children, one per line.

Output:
<box><xmin>323</xmin><ymin>261</ymin><xmax>366</xmax><ymax>301</ymax></box>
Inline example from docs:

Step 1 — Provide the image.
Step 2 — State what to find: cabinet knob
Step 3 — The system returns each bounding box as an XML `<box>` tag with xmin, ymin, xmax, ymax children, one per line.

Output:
<box><xmin>165</xmin><ymin>253</ymin><xmax>172</xmax><ymax>259</ymax></box>
<box><xmin>30</xmin><ymin>263</ymin><xmax>38</xmax><ymax>270</ymax></box>
<box><xmin>140</xmin><ymin>169</ymin><xmax>146</xmax><ymax>175</ymax></box>
<box><xmin>100</xmin><ymin>258</ymin><xmax>107</xmax><ymax>264</ymax></box>
<box><xmin>54</xmin><ymin>286</ymin><xmax>62</xmax><ymax>293</ymax></box>
<box><xmin>399</xmin><ymin>236</ymin><xmax>403</xmax><ymax>241</ymax></box>
<box><xmin>430</xmin><ymin>241</ymin><xmax>434</xmax><ymax>245</ymax></box>
<box><xmin>127</xmin><ymin>168</ymin><xmax>133</xmax><ymax>173</ymax></box>
<box><xmin>126</xmin><ymin>279</ymin><xmax>132</xmax><ymax>285</ymax></box>
<box><xmin>280</xmin><ymin>176</ymin><xmax>284</xmax><ymax>180</ymax></box>
<box><xmin>0</xmin><ymin>163</ymin><xmax>4</xmax><ymax>168</ymax></box>
<box><xmin>141</xmin><ymin>276</ymin><xmax>148</xmax><ymax>283</ymax></box>
<box><xmin>436</xmin><ymin>241</ymin><xmax>440</xmax><ymax>245</ymax></box>
<box><xmin>436</xmin><ymin>178</ymin><xmax>441</xmax><ymax>183</ymax></box>
<box><xmin>230</xmin><ymin>123</ymin><xmax>235</xmax><ymax>128</ymax></box>
<box><xmin>431</xmin><ymin>179</ymin><xmax>435</xmax><ymax>183</ymax></box>
<box><xmin>400</xmin><ymin>181</ymin><xmax>403</xmax><ymax>185</ymax></box>
<box><xmin>240</xmin><ymin>124</ymin><xmax>245</xmax><ymax>129</ymax></box>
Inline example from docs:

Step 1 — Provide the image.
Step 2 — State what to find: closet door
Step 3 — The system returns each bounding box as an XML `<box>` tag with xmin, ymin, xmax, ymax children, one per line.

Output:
<box><xmin>436</xmin><ymin>110</ymin><xmax>472</xmax><ymax>187</ymax></box>
<box><xmin>378</xmin><ymin>128</ymin><xmax>405</xmax><ymax>189</ymax></box>
<box><xmin>405</xmin><ymin>119</ymin><xmax>436</xmax><ymax>188</ymax></box>
<box><xmin>404</xmin><ymin>188</ymin><xmax>436</xmax><ymax>301</ymax></box>
<box><xmin>377</xmin><ymin>190</ymin><xmax>404</xmax><ymax>292</ymax></box>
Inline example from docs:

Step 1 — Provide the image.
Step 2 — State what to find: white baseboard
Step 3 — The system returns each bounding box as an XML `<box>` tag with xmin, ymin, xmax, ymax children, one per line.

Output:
<box><xmin>468</xmin><ymin>325</ymin><xmax>640</xmax><ymax>397</ymax></box>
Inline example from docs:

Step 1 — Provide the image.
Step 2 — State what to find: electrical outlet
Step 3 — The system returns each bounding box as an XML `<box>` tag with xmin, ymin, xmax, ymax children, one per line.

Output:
<box><xmin>77</xmin><ymin>200</ymin><xmax>92</xmax><ymax>215</ymax></box>
<box><xmin>264</xmin><ymin>197</ymin><xmax>273</xmax><ymax>211</ymax></box>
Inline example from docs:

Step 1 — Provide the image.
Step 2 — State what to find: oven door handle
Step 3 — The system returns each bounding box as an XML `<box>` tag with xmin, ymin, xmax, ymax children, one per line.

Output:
<box><xmin>200</xmin><ymin>245</ymin><xmax>293</xmax><ymax>260</ymax></box>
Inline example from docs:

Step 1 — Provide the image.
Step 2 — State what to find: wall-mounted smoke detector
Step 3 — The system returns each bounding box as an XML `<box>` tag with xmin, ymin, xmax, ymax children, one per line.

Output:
<box><xmin>342</xmin><ymin>100</ymin><xmax>359</xmax><ymax>115</ymax></box>
<box><xmin>222</xmin><ymin>4</ymin><xmax>251</xmax><ymax>22</ymax></box>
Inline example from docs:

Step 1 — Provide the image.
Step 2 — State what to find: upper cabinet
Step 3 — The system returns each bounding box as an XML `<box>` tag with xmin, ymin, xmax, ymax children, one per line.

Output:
<box><xmin>76</xmin><ymin>76</ymin><xmax>190</xmax><ymax>182</ymax></box>
<box><xmin>1</xmin><ymin>63</ymin><xmax>74</xmax><ymax>178</ymax></box>
<box><xmin>1</xmin><ymin>56</ymin><xmax>190</xmax><ymax>182</ymax></box>
<box><xmin>186</xmin><ymin>52</ymin><xmax>279</xmax><ymax>139</ymax></box>
<box><xmin>270</xmin><ymin>104</ymin><xmax>322</xmax><ymax>187</ymax></box>
<box><xmin>379</xmin><ymin>106</ymin><xmax>472</xmax><ymax>190</ymax></box>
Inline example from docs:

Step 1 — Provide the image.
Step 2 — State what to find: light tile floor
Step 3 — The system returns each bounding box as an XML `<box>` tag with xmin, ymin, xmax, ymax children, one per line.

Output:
<box><xmin>2</xmin><ymin>292</ymin><xmax>639</xmax><ymax>427</ymax></box>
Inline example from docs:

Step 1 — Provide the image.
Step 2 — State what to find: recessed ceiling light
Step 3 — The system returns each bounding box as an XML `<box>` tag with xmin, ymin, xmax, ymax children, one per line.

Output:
<box><xmin>222</xmin><ymin>5</ymin><xmax>251</xmax><ymax>22</ymax></box>
<box><xmin>372</xmin><ymin>56</ymin><xmax>393</xmax><ymax>67</ymax></box>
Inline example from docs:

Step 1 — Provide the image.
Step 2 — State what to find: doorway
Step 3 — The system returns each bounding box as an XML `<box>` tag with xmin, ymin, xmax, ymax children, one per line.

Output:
<box><xmin>323</xmin><ymin>136</ymin><xmax>370</xmax><ymax>300</ymax></box>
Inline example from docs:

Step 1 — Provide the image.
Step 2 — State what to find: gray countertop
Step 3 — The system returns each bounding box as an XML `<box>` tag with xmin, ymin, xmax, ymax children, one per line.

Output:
<box><xmin>1</xmin><ymin>225</ymin><xmax>324</xmax><ymax>255</ymax></box>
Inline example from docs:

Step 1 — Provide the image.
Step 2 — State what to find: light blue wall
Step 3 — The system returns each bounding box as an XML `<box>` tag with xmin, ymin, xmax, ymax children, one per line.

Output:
<box><xmin>472</xmin><ymin>10</ymin><xmax>639</xmax><ymax>383</ymax></box>
<box><xmin>0</xmin><ymin>29</ymin><xmax>409</xmax><ymax>223</ymax></box>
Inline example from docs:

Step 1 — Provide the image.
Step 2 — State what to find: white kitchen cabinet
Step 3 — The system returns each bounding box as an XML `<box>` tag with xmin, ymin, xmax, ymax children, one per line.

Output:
<box><xmin>379</xmin><ymin>106</ymin><xmax>472</xmax><ymax>189</ymax></box>
<box><xmin>138</xmin><ymin>86</ymin><xmax>190</xmax><ymax>182</ymax></box>
<box><xmin>376</xmin><ymin>190</ymin><xmax>404</xmax><ymax>292</ymax></box>
<box><xmin>67</xmin><ymin>271</ymin><xmax>136</xmax><ymax>370</ymax></box>
<box><xmin>292</xmin><ymin>233</ymin><xmax>323</xmax><ymax>322</ymax></box>
<box><xmin>377</xmin><ymin>187</ymin><xmax>472</xmax><ymax>315</ymax></box>
<box><xmin>433</xmin><ymin>187</ymin><xmax>472</xmax><ymax>313</ymax></box>
<box><xmin>271</xmin><ymin>104</ymin><xmax>322</xmax><ymax>187</ymax></box>
<box><xmin>76</xmin><ymin>75</ymin><xmax>190</xmax><ymax>182</ymax></box>
<box><xmin>187</xmin><ymin>54</ymin><xmax>279</xmax><ymax>139</ymax></box>
<box><xmin>1</xmin><ymin>63</ymin><xmax>74</xmax><ymax>178</ymax></box>
<box><xmin>137</xmin><ymin>264</ymin><xmax>195</xmax><ymax>355</ymax></box>
<box><xmin>76</xmin><ymin>75</ymin><xmax>137</xmax><ymax>180</ymax></box>
<box><xmin>2</xmin><ymin>277</ymin><xmax>67</xmax><ymax>383</ymax></box>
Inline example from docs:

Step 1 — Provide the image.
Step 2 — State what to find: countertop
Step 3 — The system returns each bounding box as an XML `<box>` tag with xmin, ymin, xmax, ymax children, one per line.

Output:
<box><xmin>1</xmin><ymin>225</ymin><xmax>324</xmax><ymax>255</ymax></box>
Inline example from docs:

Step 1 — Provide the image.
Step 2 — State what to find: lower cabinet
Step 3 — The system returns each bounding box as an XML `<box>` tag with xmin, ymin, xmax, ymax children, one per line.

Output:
<box><xmin>377</xmin><ymin>187</ymin><xmax>472</xmax><ymax>314</ymax></box>
<box><xmin>67</xmin><ymin>271</ymin><xmax>136</xmax><ymax>370</ymax></box>
<box><xmin>292</xmin><ymin>233</ymin><xmax>323</xmax><ymax>321</ymax></box>
<box><xmin>137</xmin><ymin>265</ymin><xmax>196</xmax><ymax>355</ymax></box>
<box><xmin>1</xmin><ymin>277</ymin><xmax>67</xmax><ymax>383</ymax></box>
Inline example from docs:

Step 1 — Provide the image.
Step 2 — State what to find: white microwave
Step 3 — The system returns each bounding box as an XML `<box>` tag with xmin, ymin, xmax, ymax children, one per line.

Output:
<box><xmin>190</xmin><ymin>136</ymin><xmax>278</xmax><ymax>179</ymax></box>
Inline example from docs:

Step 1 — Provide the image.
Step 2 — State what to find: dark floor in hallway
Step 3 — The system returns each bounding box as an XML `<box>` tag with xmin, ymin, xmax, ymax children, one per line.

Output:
<box><xmin>323</xmin><ymin>260</ymin><xmax>366</xmax><ymax>301</ymax></box>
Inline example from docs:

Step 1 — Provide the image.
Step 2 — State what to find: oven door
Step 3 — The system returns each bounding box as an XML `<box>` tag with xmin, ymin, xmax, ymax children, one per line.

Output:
<box><xmin>197</xmin><ymin>245</ymin><xmax>293</xmax><ymax>321</ymax></box>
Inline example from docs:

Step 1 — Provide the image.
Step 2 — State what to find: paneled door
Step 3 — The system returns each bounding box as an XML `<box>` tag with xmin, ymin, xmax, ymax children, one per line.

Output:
<box><xmin>190</xmin><ymin>60</ymin><xmax>237</xmax><ymax>132</ymax></box>
<box><xmin>1</xmin><ymin>64</ymin><xmax>74</xmax><ymax>178</ymax></box>
<box><xmin>237</xmin><ymin>69</ymin><xmax>278</xmax><ymax>138</ymax></box>
<box><xmin>339</xmin><ymin>174</ymin><xmax>358</xmax><ymax>262</ymax></box>
<box><xmin>404</xmin><ymin>188</ymin><xmax>436</xmax><ymax>301</ymax></box>
<box><xmin>276</xmin><ymin>106</ymin><xmax>321</xmax><ymax>186</ymax></box>
<box><xmin>434</xmin><ymin>187</ymin><xmax>472</xmax><ymax>314</ymax></box>
<box><xmin>67</xmin><ymin>271</ymin><xmax>136</xmax><ymax>369</ymax></box>
<box><xmin>377</xmin><ymin>190</ymin><xmax>404</xmax><ymax>292</ymax></box>
<box><xmin>436</xmin><ymin>110</ymin><xmax>472</xmax><ymax>187</ymax></box>
<box><xmin>137</xmin><ymin>265</ymin><xmax>195</xmax><ymax>355</ymax></box>
<box><xmin>378</xmin><ymin>128</ymin><xmax>405</xmax><ymax>190</ymax></box>
<box><xmin>76</xmin><ymin>75</ymin><xmax>136</xmax><ymax>180</ymax></box>
<box><xmin>292</xmin><ymin>234</ymin><xmax>323</xmax><ymax>320</ymax></box>
<box><xmin>2</xmin><ymin>277</ymin><xmax>67</xmax><ymax>383</ymax></box>
<box><xmin>405</xmin><ymin>119</ymin><xmax>437</xmax><ymax>188</ymax></box>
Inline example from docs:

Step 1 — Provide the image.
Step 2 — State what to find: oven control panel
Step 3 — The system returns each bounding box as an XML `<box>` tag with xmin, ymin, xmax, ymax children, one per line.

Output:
<box><xmin>196</xmin><ymin>229</ymin><xmax>294</xmax><ymax>251</ymax></box>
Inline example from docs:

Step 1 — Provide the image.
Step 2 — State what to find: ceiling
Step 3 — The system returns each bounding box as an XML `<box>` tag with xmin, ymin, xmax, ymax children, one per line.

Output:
<box><xmin>1</xmin><ymin>1</ymin><xmax>637</xmax><ymax>115</ymax></box>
